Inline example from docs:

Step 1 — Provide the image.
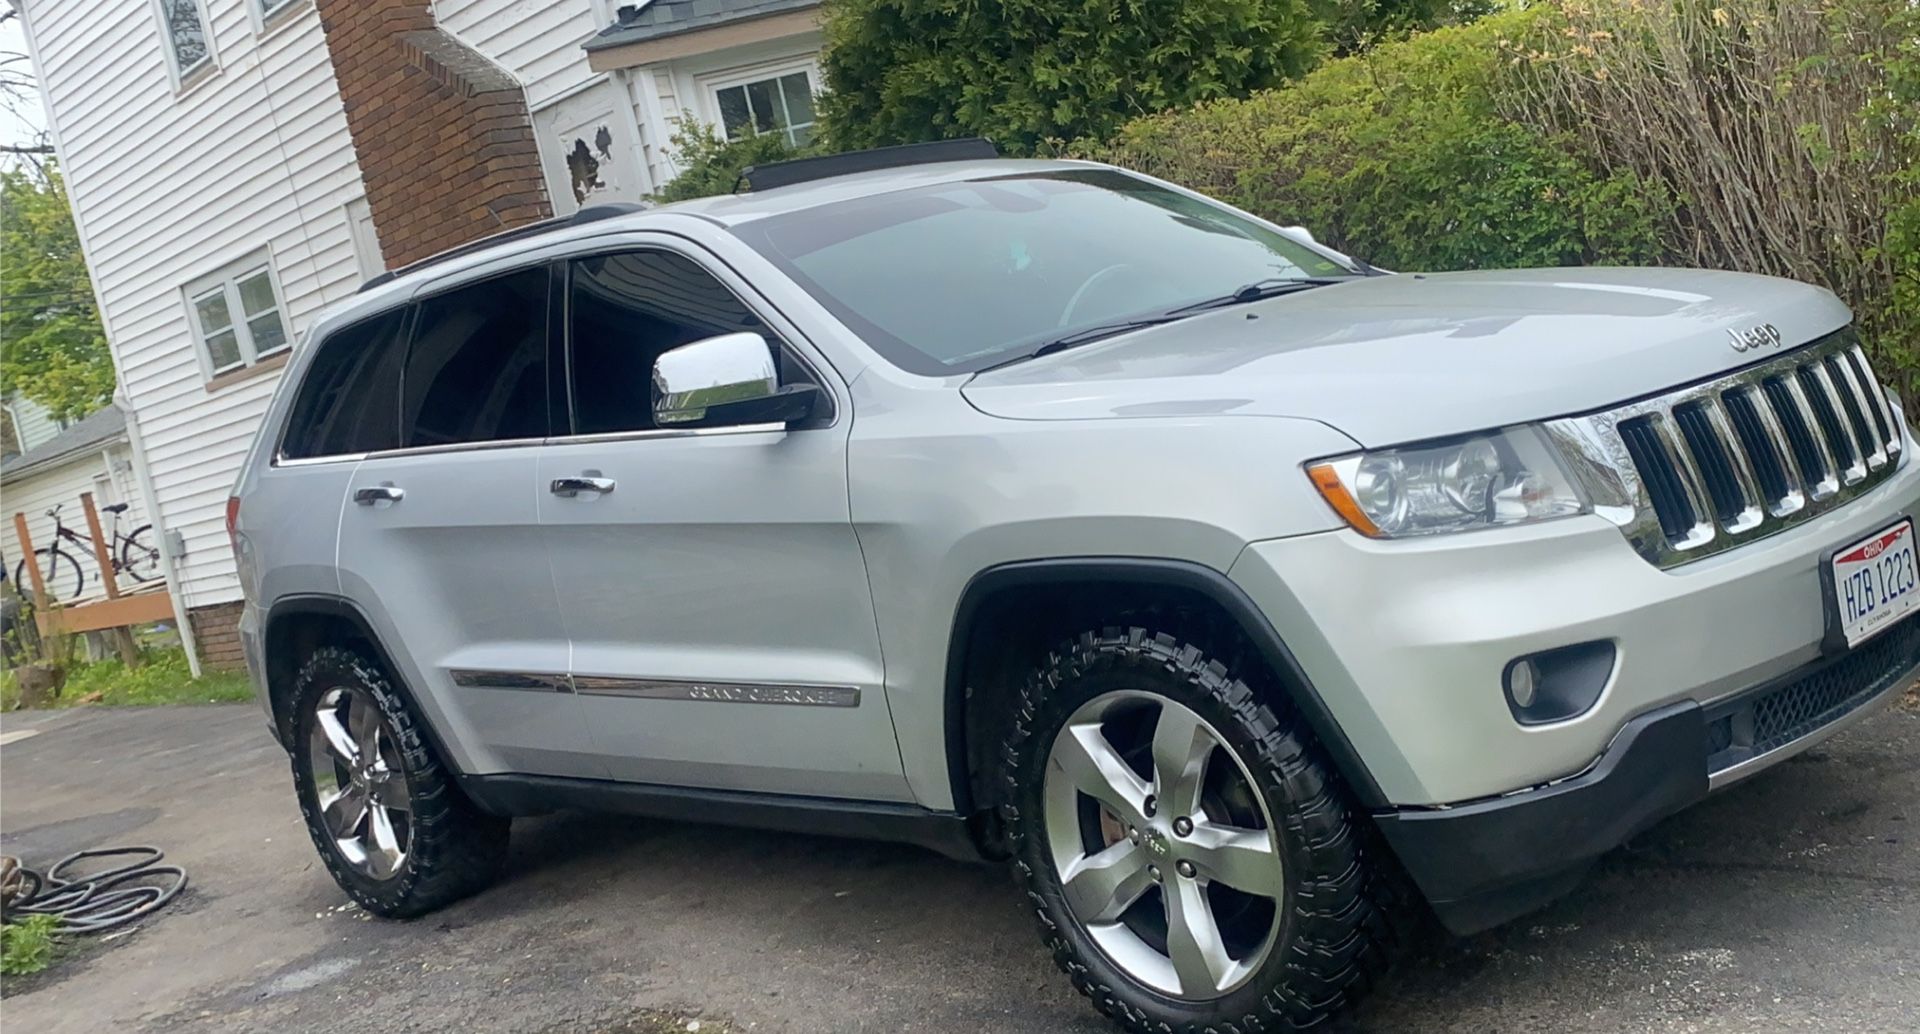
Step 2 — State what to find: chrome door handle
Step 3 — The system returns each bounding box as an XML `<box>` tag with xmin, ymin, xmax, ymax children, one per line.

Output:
<box><xmin>549</xmin><ymin>476</ymin><xmax>616</xmax><ymax>497</ymax></box>
<box><xmin>353</xmin><ymin>484</ymin><xmax>404</xmax><ymax>505</ymax></box>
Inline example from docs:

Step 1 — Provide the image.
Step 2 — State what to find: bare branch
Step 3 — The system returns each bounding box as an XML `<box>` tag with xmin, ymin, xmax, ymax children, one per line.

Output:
<box><xmin>1</xmin><ymin>143</ymin><xmax>52</xmax><ymax>154</ymax></box>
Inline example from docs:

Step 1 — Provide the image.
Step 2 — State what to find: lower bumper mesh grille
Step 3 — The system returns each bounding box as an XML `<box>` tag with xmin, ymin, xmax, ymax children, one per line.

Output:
<box><xmin>1704</xmin><ymin>616</ymin><xmax>1920</xmax><ymax>774</ymax></box>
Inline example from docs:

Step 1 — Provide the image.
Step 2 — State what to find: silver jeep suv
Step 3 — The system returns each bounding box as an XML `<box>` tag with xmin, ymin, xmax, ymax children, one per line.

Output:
<box><xmin>234</xmin><ymin>142</ymin><xmax>1920</xmax><ymax>1032</ymax></box>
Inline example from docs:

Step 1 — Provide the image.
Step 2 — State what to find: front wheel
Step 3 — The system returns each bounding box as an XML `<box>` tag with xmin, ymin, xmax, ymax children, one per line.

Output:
<box><xmin>1004</xmin><ymin>628</ymin><xmax>1396</xmax><ymax>1033</ymax></box>
<box><xmin>119</xmin><ymin>525</ymin><xmax>161</xmax><ymax>582</ymax></box>
<box><xmin>13</xmin><ymin>548</ymin><xmax>84</xmax><ymax>604</ymax></box>
<box><xmin>289</xmin><ymin>646</ymin><xmax>509</xmax><ymax>917</ymax></box>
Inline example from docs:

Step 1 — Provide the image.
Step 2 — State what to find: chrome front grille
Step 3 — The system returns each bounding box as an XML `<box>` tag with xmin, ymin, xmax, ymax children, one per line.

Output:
<box><xmin>1545</xmin><ymin>329</ymin><xmax>1907</xmax><ymax>568</ymax></box>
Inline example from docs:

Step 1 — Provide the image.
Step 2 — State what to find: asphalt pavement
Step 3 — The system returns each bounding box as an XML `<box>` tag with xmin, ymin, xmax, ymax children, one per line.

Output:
<box><xmin>2</xmin><ymin>697</ymin><xmax>1916</xmax><ymax>1033</ymax></box>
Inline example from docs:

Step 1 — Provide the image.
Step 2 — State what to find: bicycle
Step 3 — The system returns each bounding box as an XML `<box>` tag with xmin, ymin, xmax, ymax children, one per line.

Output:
<box><xmin>11</xmin><ymin>503</ymin><xmax>161</xmax><ymax>604</ymax></box>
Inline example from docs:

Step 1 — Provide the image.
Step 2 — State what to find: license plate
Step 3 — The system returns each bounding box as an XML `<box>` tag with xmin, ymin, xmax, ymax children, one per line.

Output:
<box><xmin>1829</xmin><ymin>519</ymin><xmax>1920</xmax><ymax>648</ymax></box>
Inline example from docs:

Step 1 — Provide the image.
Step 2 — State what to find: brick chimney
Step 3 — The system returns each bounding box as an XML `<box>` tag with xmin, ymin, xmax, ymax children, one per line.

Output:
<box><xmin>315</xmin><ymin>0</ymin><xmax>551</xmax><ymax>269</ymax></box>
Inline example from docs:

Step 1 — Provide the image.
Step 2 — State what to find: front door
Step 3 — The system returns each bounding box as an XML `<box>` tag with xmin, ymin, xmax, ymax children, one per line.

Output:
<box><xmin>540</xmin><ymin>242</ymin><xmax>906</xmax><ymax>801</ymax></box>
<box><xmin>336</xmin><ymin>266</ymin><xmax>602</xmax><ymax>779</ymax></box>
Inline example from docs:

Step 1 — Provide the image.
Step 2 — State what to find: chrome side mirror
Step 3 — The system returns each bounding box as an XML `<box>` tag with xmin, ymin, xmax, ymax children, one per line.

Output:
<box><xmin>652</xmin><ymin>332</ymin><xmax>820</xmax><ymax>427</ymax></box>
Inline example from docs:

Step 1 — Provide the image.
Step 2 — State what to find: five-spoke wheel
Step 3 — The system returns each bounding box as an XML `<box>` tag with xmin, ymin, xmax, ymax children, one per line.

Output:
<box><xmin>289</xmin><ymin>645</ymin><xmax>508</xmax><ymax>917</ymax></box>
<box><xmin>1044</xmin><ymin>690</ymin><xmax>1284</xmax><ymax>998</ymax></box>
<box><xmin>1008</xmin><ymin>629</ymin><xmax>1390</xmax><ymax>1033</ymax></box>
<box><xmin>308</xmin><ymin>684</ymin><xmax>413</xmax><ymax>880</ymax></box>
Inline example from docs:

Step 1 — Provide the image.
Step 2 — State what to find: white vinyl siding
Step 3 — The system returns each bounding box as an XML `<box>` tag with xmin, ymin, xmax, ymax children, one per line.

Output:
<box><xmin>431</xmin><ymin>0</ymin><xmax>600</xmax><ymax>109</ymax></box>
<box><xmin>184</xmin><ymin>255</ymin><xmax>292</xmax><ymax>379</ymax></box>
<box><xmin>5</xmin><ymin>396</ymin><xmax>68</xmax><ymax>452</ymax></box>
<box><xmin>21</xmin><ymin>0</ymin><xmax>364</xmax><ymax>610</ymax></box>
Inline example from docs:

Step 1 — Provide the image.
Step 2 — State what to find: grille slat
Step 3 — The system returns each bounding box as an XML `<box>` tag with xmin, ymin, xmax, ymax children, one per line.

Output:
<box><xmin>1762</xmin><ymin>375</ymin><xmax>1834</xmax><ymax>497</ymax></box>
<box><xmin>1619</xmin><ymin>417</ymin><xmax>1700</xmax><ymax>541</ymax></box>
<box><xmin>1800</xmin><ymin>362</ymin><xmax>1865</xmax><ymax>482</ymax></box>
<box><xmin>1844</xmin><ymin>346</ymin><xmax>1900</xmax><ymax>460</ymax></box>
<box><xmin>1549</xmin><ymin>329</ymin><xmax>1907</xmax><ymax>568</ymax></box>
<box><xmin>1824</xmin><ymin>354</ymin><xmax>1886</xmax><ymax>470</ymax></box>
<box><xmin>1674</xmin><ymin>402</ymin><xmax>1749</xmax><ymax>526</ymax></box>
<box><xmin>1722</xmin><ymin>387</ymin><xmax>1794</xmax><ymax>511</ymax></box>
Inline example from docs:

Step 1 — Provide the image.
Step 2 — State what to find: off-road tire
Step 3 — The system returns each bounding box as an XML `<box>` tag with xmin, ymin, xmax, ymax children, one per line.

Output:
<box><xmin>1003</xmin><ymin>627</ymin><xmax>1398</xmax><ymax>1033</ymax></box>
<box><xmin>289</xmin><ymin>646</ymin><xmax>509</xmax><ymax>918</ymax></box>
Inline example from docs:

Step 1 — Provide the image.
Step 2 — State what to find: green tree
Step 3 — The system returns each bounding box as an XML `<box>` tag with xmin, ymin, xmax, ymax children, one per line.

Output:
<box><xmin>818</xmin><ymin>0</ymin><xmax>1324</xmax><ymax>156</ymax></box>
<box><xmin>1</xmin><ymin>162</ymin><xmax>114</xmax><ymax>423</ymax></box>
<box><xmin>651</xmin><ymin>119</ymin><xmax>815</xmax><ymax>203</ymax></box>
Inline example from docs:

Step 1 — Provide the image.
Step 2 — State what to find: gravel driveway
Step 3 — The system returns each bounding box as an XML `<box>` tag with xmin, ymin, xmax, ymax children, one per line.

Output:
<box><xmin>2</xmin><ymin>698</ymin><xmax>1916</xmax><ymax>1033</ymax></box>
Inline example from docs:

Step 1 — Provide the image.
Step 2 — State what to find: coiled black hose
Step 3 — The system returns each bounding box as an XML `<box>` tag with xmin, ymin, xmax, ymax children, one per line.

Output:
<box><xmin>4</xmin><ymin>847</ymin><xmax>187</xmax><ymax>933</ymax></box>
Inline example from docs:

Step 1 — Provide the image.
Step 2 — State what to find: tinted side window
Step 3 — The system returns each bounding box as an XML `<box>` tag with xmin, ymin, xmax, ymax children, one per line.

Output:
<box><xmin>567</xmin><ymin>250</ymin><xmax>767</xmax><ymax>435</ymax></box>
<box><xmin>401</xmin><ymin>268</ymin><xmax>550</xmax><ymax>447</ymax></box>
<box><xmin>280</xmin><ymin>309</ymin><xmax>407</xmax><ymax>459</ymax></box>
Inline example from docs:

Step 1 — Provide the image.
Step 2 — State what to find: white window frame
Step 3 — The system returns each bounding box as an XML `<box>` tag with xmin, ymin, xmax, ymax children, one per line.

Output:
<box><xmin>251</xmin><ymin>0</ymin><xmax>312</xmax><ymax>37</ymax></box>
<box><xmin>182</xmin><ymin>252</ymin><xmax>294</xmax><ymax>384</ymax></box>
<box><xmin>150</xmin><ymin>0</ymin><xmax>219</xmax><ymax>91</ymax></box>
<box><xmin>698</xmin><ymin>58</ymin><xmax>821</xmax><ymax>148</ymax></box>
<box><xmin>345</xmin><ymin>198</ymin><xmax>385</xmax><ymax>282</ymax></box>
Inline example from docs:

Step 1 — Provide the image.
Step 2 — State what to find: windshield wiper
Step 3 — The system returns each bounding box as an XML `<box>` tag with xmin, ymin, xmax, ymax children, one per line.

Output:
<box><xmin>973</xmin><ymin>315</ymin><xmax>1188</xmax><ymax>374</ymax></box>
<box><xmin>1164</xmin><ymin>275</ymin><xmax>1365</xmax><ymax>317</ymax></box>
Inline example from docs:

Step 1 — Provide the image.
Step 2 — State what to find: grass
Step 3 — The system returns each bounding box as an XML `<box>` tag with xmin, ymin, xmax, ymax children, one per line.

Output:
<box><xmin>0</xmin><ymin>916</ymin><xmax>61</xmax><ymax>977</ymax></box>
<box><xmin>1</xmin><ymin>648</ymin><xmax>253</xmax><ymax>711</ymax></box>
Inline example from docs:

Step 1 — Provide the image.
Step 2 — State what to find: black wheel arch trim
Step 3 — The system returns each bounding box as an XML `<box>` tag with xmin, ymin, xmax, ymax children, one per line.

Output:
<box><xmin>262</xmin><ymin>594</ymin><xmax>465</xmax><ymax>778</ymax></box>
<box><xmin>943</xmin><ymin>557</ymin><xmax>1390</xmax><ymax>814</ymax></box>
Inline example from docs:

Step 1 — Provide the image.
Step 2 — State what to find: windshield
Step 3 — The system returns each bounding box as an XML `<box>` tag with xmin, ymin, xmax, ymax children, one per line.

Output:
<box><xmin>730</xmin><ymin>168</ymin><xmax>1351</xmax><ymax>375</ymax></box>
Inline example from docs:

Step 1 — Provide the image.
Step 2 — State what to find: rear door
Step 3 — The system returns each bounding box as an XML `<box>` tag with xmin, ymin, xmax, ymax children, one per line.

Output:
<box><xmin>539</xmin><ymin>240</ymin><xmax>907</xmax><ymax>801</ymax></box>
<box><xmin>335</xmin><ymin>265</ymin><xmax>602</xmax><ymax>778</ymax></box>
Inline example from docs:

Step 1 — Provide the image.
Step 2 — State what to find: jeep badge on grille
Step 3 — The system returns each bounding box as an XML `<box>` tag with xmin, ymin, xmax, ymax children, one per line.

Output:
<box><xmin>1728</xmin><ymin>323</ymin><xmax>1784</xmax><ymax>352</ymax></box>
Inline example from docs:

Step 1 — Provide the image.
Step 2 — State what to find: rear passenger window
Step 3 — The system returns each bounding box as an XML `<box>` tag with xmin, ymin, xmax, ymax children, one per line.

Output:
<box><xmin>567</xmin><ymin>250</ymin><xmax>768</xmax><ymax>435</ymax></box>
<box><xmin>280</xmin><ymin>309</ymin><xmax>408</xmax><ymax>459</ymax></box>
<box><xmin>401</xmin><ymin>268</ymin><xmax>550</xmax><ymax>447</ymax></box>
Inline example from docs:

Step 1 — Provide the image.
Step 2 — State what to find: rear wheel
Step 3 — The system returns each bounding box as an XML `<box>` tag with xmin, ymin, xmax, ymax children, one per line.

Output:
<box><xmin>13</xmin><ymin>548</ymin><xmax>83</xmax><ymax>604</ymax></box>
<box><xmin>119</xmin><ymin>525</ymin><xmax>161</xmax><ymax>582</ymax></box>
<box><xmin>289</xmin><ymin>646</ymin><xmax>508</xmax><ymax>917</ymax></box>
<box><xmin>1004</xmin><ymin>628</ymin><xmax>1395</xmax><ymax>1032</ymax></box>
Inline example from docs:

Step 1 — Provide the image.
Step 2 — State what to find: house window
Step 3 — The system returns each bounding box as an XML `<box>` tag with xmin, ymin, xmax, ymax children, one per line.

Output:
<box><xmin>155</xmin><ymin>0</ymin><xmax>213</xmax><ymax>83</ymax></box>
<box><xmin>185</xmin><ymin>258</ymin><xmax>292</xmax><ymax>381</ymax></box>
<box><xmin>259</xmin><ymin>0</ymin><xmax>299</xmax><ymax>17</ymax></box>
<box><xmin>714</xmin><ymin>71</ymin><xmax>816</xmax><ymax>147</ymax></box>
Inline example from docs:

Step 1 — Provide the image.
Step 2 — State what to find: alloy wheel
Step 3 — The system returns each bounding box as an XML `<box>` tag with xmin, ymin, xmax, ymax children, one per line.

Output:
<box><xmin>307</xmin><ymin>684</ymin><xmax>412</xmax><ymax>879</ymax></box>
<box><xmin>1042</xmin><ymin>690</ymin><xmax>1285</xmax><ymax>999</ymax></box>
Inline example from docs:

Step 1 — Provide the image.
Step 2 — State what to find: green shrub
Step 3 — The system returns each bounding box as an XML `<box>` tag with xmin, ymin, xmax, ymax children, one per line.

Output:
<box><xmin>2</xmin><ymin>915</ymin><xmax>61</xmax><ymax>977</ymax></box>
<box><xmin>818</xmin><ymin>0</ymin><xmax>1324</xmax><ymax>156</ymax></box>
<box><xmin>1875</xmin><ymin>1</ymin><xmax>1920</xmax><ymax>393</ymax></box>
<box><xmin>1506</xmin><ymin>0</ymin><xmax>1920</xmax><ymax>394</ymax></box>
<box><xmin>1084</xmin><ymin>9</ymin><xmax>1669</xmax><ymax>271</ymax></box>
<box><xmin>651</xmin><ymin>120</ymin><xmax>817</xmax><ymax>203</ymax></box>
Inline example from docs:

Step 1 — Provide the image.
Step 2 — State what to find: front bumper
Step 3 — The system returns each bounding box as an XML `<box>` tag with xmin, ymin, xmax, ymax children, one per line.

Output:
<box><xmin>1373</xmin><ymin>616</ymin><xmax>1917</xmax><ymax>933</ymax></box>
<box><xmin>1229</xmin><ymin>451</ymin><xmax>1920</xmax><ymax>806</ymax></box>
<box><xmin>1228</xmin><ymin>440</ymin><xmax>1920</xmax><ymax>932</ymax></box>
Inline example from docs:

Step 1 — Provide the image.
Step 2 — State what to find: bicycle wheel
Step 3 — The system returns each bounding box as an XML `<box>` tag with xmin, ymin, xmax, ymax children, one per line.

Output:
<box><xmin>14</xmin><ymin>548</ymin><xmax>84</xmax><ymax>604</ymax></box>
<box><xmin>120</xmin><ymin>525</ymin><xmax>162</xmax><ymax>582</ymax></box>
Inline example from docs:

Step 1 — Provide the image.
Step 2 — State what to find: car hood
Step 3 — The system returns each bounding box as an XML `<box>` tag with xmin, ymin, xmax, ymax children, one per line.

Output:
<box><xmin>960</xmin><ymin>268</ymin><xmax>1853</xmax><ymax>446</ymax></box>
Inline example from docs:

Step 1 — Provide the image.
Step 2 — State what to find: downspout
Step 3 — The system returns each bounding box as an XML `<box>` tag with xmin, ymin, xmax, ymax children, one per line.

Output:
<box><xmin>118</xmin><ymin>400</ymin><xmax>200</xmax><ymax>678</ymax></box>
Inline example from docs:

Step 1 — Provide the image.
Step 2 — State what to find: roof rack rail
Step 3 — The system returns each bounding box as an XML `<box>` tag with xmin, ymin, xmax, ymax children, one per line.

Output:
<box><xmin>740</xmin><ymin>138</ymin><xmax>998</xmax><ymax>193</ymax></box>
<box><xmin>356</xmin><ymin>201</ymin><xmax>649</xmax><ymax>293</ymax></box>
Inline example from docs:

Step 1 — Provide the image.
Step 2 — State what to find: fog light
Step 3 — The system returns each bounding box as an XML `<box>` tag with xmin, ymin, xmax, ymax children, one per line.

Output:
<box><xmin>1506</xmin><ymin>658</ymin><xmax>1538</xmax><ymax>708</ymax></box>
<box><xmin>1503</xmin><ymin>641</ymin><xmax>1616</xmax><ymax>725</ymax></box>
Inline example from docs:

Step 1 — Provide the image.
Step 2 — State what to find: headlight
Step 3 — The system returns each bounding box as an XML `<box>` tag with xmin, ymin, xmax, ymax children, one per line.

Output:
<box><xmin>1306</xmin><ymin>426</ymin><xmax>1589</xmax><ymax>538</ymax></box>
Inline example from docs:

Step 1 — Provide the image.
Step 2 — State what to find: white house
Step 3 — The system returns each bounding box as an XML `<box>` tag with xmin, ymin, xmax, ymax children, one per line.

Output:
<box><xmin>1</xmin><ymin>403</ymin><xmax>150</xmax><ymax>604</ymax></box>
<box><xmin>18</xmin><ymin>0</ymin><xmax>825</xmax><ymax>668</ymax></box>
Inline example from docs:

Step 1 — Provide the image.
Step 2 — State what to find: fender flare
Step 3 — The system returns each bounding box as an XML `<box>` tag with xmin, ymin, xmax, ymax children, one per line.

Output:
<box><xmin>942</xmin><ymin>557</ymin><xmax>1388</xmax><ymax>813</ymax></box>
<box><xmin>261</xmin><ymin>594</ymin><xmax>464</xmax><ymax>774</ymax></box>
